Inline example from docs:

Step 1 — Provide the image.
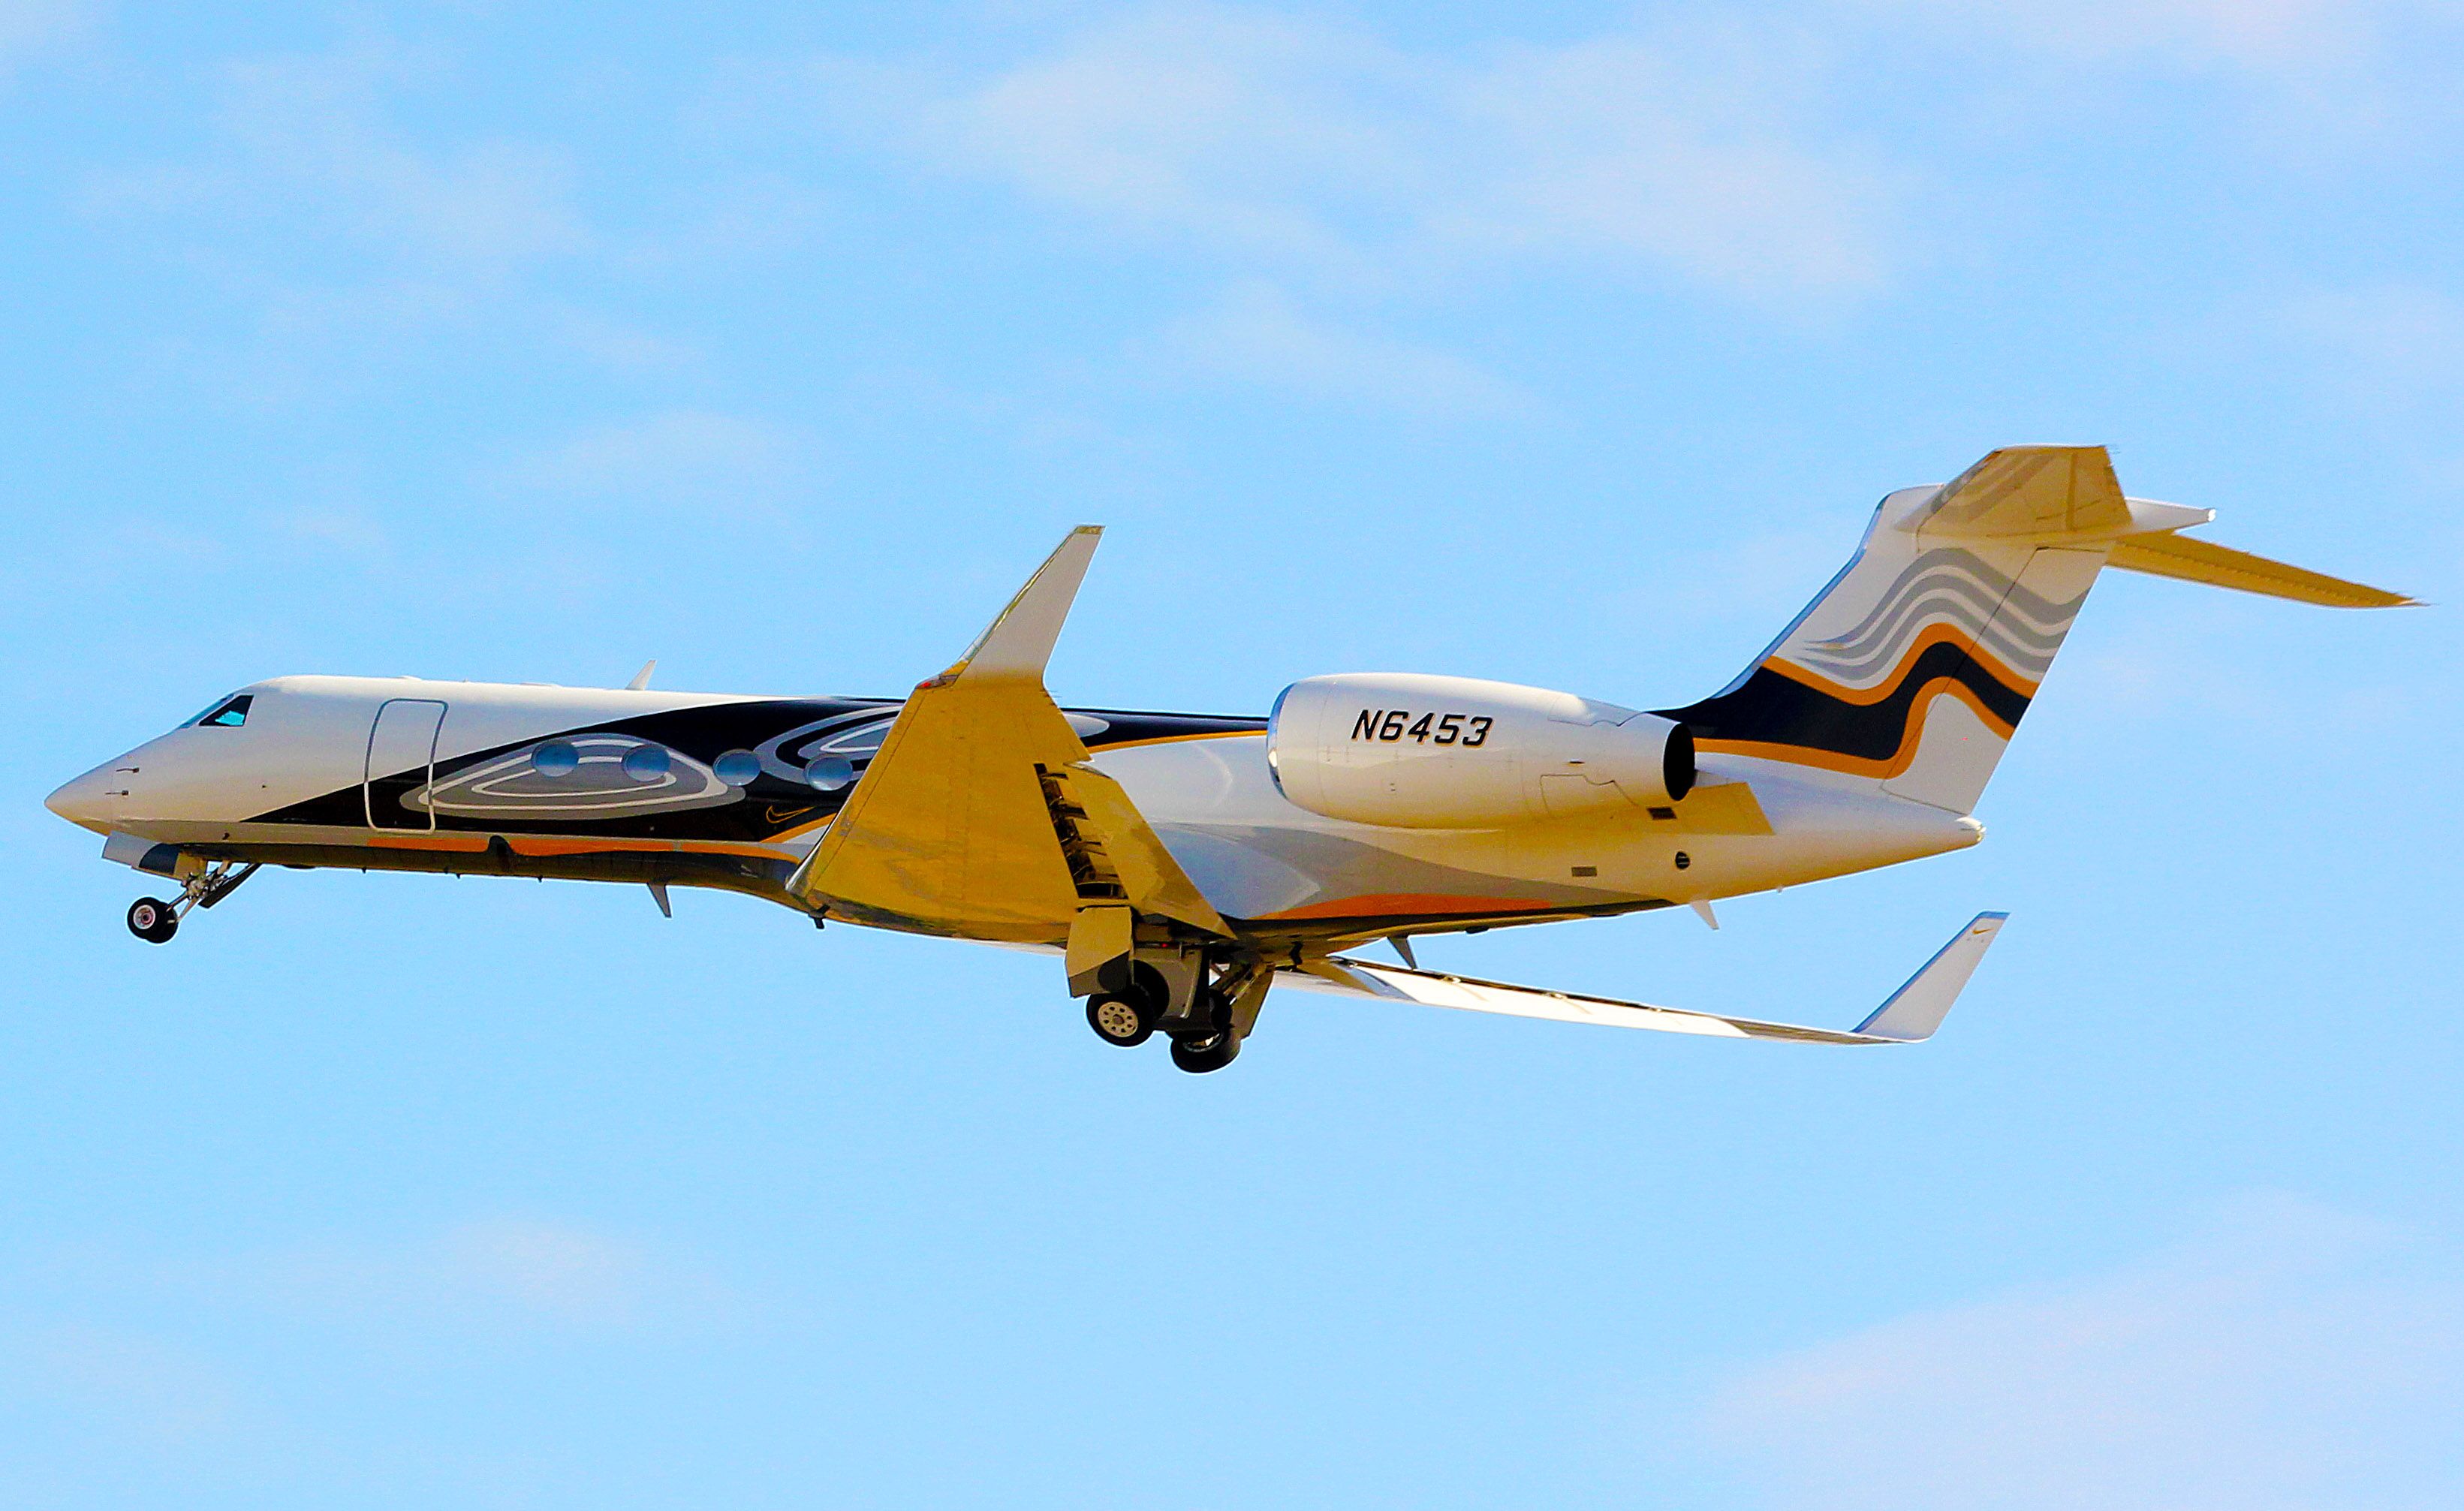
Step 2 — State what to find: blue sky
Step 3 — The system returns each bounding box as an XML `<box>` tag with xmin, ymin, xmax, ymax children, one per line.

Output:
<box><xmin>4</xmin><ymin>2</ymin><xmax>2461</xmax><ymax>1506</ymax></box>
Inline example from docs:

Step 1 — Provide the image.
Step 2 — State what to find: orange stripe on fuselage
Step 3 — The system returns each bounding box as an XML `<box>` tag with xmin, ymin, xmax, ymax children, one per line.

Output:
<box><xmin>369</xmin><ymin>832</ymin><xmax>797</xmax><ymax>861</ymax></box>
<box><xmin>1088</xmin><ymin>729</ymin><xmax>1258</xmax><ymax>753</ymax></box>
<box><xmin>505</xmin><ymin>836</ymin><xmax>798</xmax><ymax>860</ymax></box>
<box><xmin>1257</xmin><ymin>892</ymin><xmax>1561</xmax><ymax>922</ymax></box>
<box><xmin>368</xmin><ymin>832</ymin><xmax>492</xmax><ymax>852</ymax></box>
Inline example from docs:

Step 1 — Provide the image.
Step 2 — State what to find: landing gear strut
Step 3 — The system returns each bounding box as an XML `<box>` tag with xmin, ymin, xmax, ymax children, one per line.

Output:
<box><xmin>1078</xmin><ymin>945</ymin><xmax>1269</xmax><ymax>1073</ymax></box>
<box><xmin>125</xmin><ymin>859</ymin><xmax>260</xmax><ymax>944</ymax></box>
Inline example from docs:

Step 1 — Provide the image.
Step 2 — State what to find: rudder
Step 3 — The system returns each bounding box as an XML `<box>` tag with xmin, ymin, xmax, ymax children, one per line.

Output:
<box><xmin>1660</xmin><ymin>447</ymin><xmax>2123</xmax><ymax>813</ymax></box>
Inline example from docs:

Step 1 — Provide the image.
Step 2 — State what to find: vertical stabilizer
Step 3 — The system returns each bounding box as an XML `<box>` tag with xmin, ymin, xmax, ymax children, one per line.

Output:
<box><xmin>1661</xmin><ymin>447</ymin><xmax>2120</xmax><ymax>812</ymax></box>
<box><xmin>1658</xmin><ymin>446</ymin><xmax>2410</xmax><ymax>814</ymax></box>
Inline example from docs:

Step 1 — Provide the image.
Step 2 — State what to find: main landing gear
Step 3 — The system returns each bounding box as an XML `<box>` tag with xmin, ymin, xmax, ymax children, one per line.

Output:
<box><xmin>1082</xmin><ymin>953</ymin><xmax>1266</xmax><ymax>1073</ymax></box>
<box><xmin>1086</xmin><ymin>989</ymin><xmax>1160</xmax><ymax>1048</ymax></box>
<box><xmin>125</xmin><ymin>859</ymin><xmax>260</xmax><ymax>945</ymax></box>
<box><xmin>1167</xmin><ymin>1023</ymin><xmax>1240</xmax><ymax>1075</ymax></box>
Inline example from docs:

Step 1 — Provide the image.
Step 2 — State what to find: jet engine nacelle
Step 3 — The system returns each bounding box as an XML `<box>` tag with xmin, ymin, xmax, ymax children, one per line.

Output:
<box><xmin>1267</xmin><ymin>673</ymin><xmax>1694</xmax><ymax>829</ymax></box>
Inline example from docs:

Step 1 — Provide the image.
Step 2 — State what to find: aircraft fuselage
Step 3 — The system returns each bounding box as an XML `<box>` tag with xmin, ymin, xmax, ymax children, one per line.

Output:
<box><xmin>47</xmin><ymin>673</ymin><xmax>1980</xmax><ymax>947</ymax></box>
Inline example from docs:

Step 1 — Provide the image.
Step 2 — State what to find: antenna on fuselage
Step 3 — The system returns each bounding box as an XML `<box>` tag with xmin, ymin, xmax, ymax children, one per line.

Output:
<box><xmin>626</xmin><ymin>660</ymin><xmax>655</xmax><ymax>691</ymax></box>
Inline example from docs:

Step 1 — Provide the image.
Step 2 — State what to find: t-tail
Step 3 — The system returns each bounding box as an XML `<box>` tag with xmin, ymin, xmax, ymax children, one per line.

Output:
<box><xmin>1659</xmin><ymin>446</ymin><xmax>2414</xmax><ymax>814</ymax></box>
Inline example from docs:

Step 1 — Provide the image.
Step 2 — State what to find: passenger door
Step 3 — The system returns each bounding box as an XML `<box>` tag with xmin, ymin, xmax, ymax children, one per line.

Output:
<box><xmin>365</xmin><ymin>699</ymin><xmax>448</xmax><ymax>830</ymax></box>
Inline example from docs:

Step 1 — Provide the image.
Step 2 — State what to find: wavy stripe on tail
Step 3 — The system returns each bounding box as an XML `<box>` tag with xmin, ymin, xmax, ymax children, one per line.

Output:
<box><xmin>1660</xmin><ymin>446</ymin><xmax>2412</xmax><ymax>813</ymax></box>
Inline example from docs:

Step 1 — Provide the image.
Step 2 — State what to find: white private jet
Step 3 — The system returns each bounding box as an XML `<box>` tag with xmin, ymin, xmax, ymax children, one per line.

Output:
<box><xmin>47</xmin><ymin>447</ymin><xmax>2411</xmax><ymax>1071</ymax></box>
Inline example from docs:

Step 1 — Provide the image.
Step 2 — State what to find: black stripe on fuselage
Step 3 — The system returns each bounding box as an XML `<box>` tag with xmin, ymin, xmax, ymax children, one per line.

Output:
<box><xmin>252</xmin><ymin>699</ymin><xmax>1265</xmax><ymax>841</ymax></box>
<box><xmin>1656</xmin><ymin>641</ymin><xmax>2031</xmax><ymax>763</ymax></box>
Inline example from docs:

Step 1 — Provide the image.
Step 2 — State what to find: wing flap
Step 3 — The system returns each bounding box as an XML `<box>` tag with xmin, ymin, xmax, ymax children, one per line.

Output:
<box><xmin>1038</xmin><ymin>761</ymin><xmax>1230</xmax><ymax>936</ymax></box>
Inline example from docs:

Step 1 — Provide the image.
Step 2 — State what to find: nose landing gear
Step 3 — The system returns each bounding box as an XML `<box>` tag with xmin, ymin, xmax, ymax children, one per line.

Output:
<box><xmin>124</xmin><ymin>859</ymin><xmax>260</xmax><ymax>944</ymax></box>
<box><xmin>125</xmin><ymin>896</ymin><xmax>178</xmax><ymax>944</ymax></box>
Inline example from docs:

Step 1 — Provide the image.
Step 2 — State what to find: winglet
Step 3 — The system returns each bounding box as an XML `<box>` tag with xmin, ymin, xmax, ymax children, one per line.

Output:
<box><xmin>1851</xmin><ymin>912</ymin><xmax>2008</xmax><ymax>1042</ymax></box>
<box><xmin>945</xmin><ymin>527</ymin><xmax>1104</xmax><ymax>682</ymax></box>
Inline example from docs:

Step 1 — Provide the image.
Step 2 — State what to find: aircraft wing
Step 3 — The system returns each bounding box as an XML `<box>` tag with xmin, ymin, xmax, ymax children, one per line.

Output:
<box><xmin>787</xmin><ymin>528</ymin><xmax>1228</xmax><ymax>942</ymax></box>
<box><xmin>1283</xmin><ymin>913</ymin><xmax>2008</xmax><ymax>1044</ymax></box>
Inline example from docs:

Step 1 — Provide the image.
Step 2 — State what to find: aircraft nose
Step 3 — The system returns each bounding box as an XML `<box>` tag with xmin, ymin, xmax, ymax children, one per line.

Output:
<box><xmin>45</xmin><ymin>767</ymin><xmax>116</xmax><ymax>830</ymax></box>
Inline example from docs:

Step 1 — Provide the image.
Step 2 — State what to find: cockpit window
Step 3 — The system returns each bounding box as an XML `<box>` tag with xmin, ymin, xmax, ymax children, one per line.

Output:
<box><xmin>191</xmin><ymin>694</ymin><xmax>253</xmax><ymax>728</ymax></box>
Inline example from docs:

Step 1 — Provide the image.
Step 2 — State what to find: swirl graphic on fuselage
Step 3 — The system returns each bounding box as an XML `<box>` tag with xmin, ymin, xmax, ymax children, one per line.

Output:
<box><xmin>752</xmin><ymin>710</ymin><xmax>897</xmax><ymax>784</ymax></box>
<box><xmin>748</xmin><ymin>708</ymin><xmax>1113</xmax><ymax>786</ymax></box>
<box><xmin>416</xmin><ymin>735</ymin><xmax>736</xmax><ymax>820</ymax></box>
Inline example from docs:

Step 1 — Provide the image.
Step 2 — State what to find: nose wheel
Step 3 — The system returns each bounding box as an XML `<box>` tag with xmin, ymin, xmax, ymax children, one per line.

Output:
<box><xmin>125</xmin><ymin>897</ymin><xmax>179</xmax><ymax>944</ymax></box>
<box><xmin>122</xmin><ymin>859</ymin><xmax>260</xmax><ymax>944</ymax></box>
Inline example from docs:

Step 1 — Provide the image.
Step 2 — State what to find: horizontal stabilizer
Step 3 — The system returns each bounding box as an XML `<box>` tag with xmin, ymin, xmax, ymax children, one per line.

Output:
<box><xmin>1284</xmin><ymin>912</ymin><xmax>2008</xmax><ymax>1046</ymax></box>
<box><xmin>2106</xmin><ymin>531</ymin><xmax>2415</xmax><ymax>608</ymax></box>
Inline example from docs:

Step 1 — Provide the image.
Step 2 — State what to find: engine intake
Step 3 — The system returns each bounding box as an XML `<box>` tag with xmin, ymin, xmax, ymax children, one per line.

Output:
<box><xmin>1267</xmin><ymin>673</ymin><xmax>1694</xmax><ymax>829</ymax></box>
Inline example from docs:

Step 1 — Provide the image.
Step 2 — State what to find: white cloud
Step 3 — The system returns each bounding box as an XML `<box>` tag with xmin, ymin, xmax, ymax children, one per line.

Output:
<box><xmin>75</xmin><ymin>37</ymin><xmax>666</xmax><ymax>400</ymax></box>
<box><xmin>909</xmin><ymin>8</ymin><xmax>1423</xmax><ymax>271</ymax></box>
<box><xmin>1154</xmin><ymin>281</ymin><xmax>1532</xmax><ymax>414</ymax></box>
<box><xmin>75</xmin><ymin>1217</ymin><xmax>749</xmax><ymax>1338</ymax></box>
<box><xmin>91</xmin><ymin>41</ymin><xmax>588</xmax><ymax>278</ymax></box>
<box><xmin>8</xmin><ymin>1323</ymin><xmax>242</xmax><ymax>1443</ymax></box>
<box><xmin>270</xmin><ymin>504</ymin><xmax>392</xmax><ymax>555</ymax></box>
<box><xmin>541</xmin><ymin>305</ymin><xmax>702</xmax><ymax>375</ymax></box>
<box><xmin>1691</xmin><ymin>1196</ymin><xmax>2464</xmax><ymax>1509</ymax></box>
<box><xmin>804</xmin><ymin>6</ymin><xmax>1896</xmax><ymax>301</ymax></box>
<box><xmin>1447</xmin><ymin>33</ymin><xmax>1888</xmax><ymax>294</ymax></box>
<box><xmin>1836</xmin><ymin>0</ymin><xmax>2453</xmax><ymax>158</ymax></box>
<box><xmin>1655</xmin><ymin>524</ymin><xmax>1851</xmax><ymax>628</ymax></box>
<box><xmin>206</xmin><ymin>47</ymin><xmax>583</xmax><ymax>272</ymax></box>
<box><xmin>504</xmin><ymin>408</ymin><xmax>805</xmax><ymax>507</ymax></box>
<box><xmin>2287</xmin><ymin>284</ymin><xmax>2464</xmax><ymax>396</ymax></box>
<box><xmin>1853</xmin><ymin>0</ymin><xmax>2381</xmax><ymax>73</ymax></box>
<box><xmin>259</xmin><ymin>1219</ymin><xmax>670</xmax><ymax>1329</ymax></box>
<box><xmin>0</xmin><ymin>0</ymin><xmax>89</xmax><ymax>79</ymax></box>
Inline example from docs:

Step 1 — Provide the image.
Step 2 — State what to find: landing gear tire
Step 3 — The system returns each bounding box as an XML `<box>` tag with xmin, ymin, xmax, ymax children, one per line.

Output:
<box><xmin>1169</xmin><ymin>1028</ymin><xmax>1240</xmax><ymax>1075</ymax></box>
<box><xmin>127</xmin><ymin>898</ymin><xmax>179</xmax><ymax>944</ymax></box>
<box><xmin>1086</xmin><ymin>994</ymin><xmax>1158</xmax><ymax>1048</ymax></box>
